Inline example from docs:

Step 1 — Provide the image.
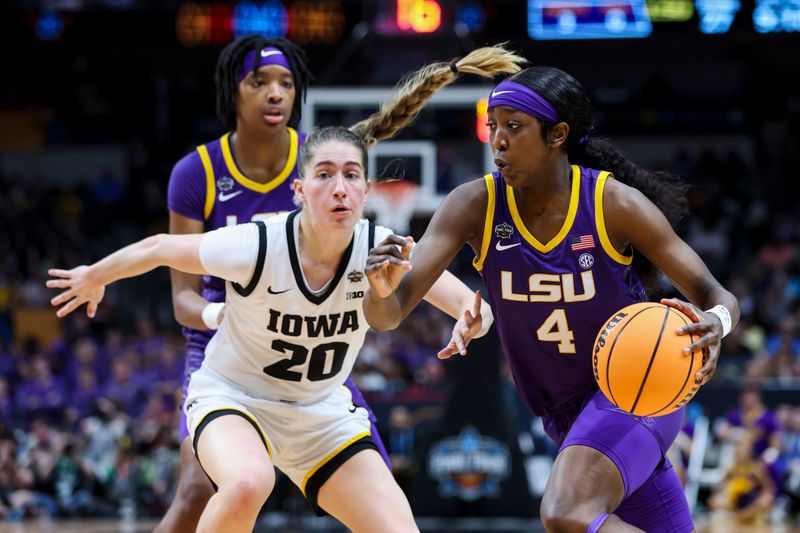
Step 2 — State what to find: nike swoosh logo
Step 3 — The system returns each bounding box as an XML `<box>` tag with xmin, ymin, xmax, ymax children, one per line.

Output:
<box><xmin>491</xmin><ymin>89</ymin><xmax>514</xmax><ymax>98</ymax></box>
<box><xmin>261</xmin><ymin>50</ymin><xmax>282</xmax><ymax>58</ymax></box>
<box><xmin>348</xmin><ymin>406</ymin><xmax>358</xmax><ymax>413</ymax></box>
<box><xmin>267</xmin><ymin>286</ymin><xmax>291</xmax><ymax>295</ymax></box>
<box><xmin>495</xmin><ymin>241</ymin><xmax>521</xmax><ymax>252</ymax></box>
<box><xmin>218</xmin><ymin>190</ymin><xmax>243</xmax><ymax>202</ymax></box>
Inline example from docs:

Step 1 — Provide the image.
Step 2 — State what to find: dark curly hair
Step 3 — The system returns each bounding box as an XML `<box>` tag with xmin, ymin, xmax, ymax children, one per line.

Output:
<box><xmin>215</xmin><ymin>35</ymin><xmax>313</xmax><ymax>131</ymax></box>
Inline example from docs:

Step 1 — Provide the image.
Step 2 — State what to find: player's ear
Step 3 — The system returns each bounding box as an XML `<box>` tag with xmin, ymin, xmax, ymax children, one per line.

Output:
<box><xmin>549</xmin><ymin>122</ymin><xmax>569</xmax><ymax>148</ymax></box>
<box><xmin>293</xmin><ymin>178</ymin><xmax>305</xmax><ymax>204</ymax></box>
<box><xmin>364</xmin><ymin>179</ymin><xmax>372</xmax><ymax>198</ymax></box>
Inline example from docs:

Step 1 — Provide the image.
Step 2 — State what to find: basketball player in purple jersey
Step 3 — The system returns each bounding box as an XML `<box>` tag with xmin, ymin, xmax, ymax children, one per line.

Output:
<box><xmin>364</xmin><ymin>66</ymin><xmax>740</xmax><ymax>532</ymax></box>
<box><xmin>160</xmin><ymin>36</ymin><xmax>387</xmax><ymax>532</ymax></box>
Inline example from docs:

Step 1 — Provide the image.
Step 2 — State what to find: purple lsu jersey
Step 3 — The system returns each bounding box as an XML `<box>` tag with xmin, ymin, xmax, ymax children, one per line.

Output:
<box><xmin>167</xmin><ymin>129</ymin><xmax>305</xmax><ymax>350</ymax></box>
<box><xmin>475</xmin><ymin>166</ymin><xmax>647</xmax><ymax>417</ymax></box>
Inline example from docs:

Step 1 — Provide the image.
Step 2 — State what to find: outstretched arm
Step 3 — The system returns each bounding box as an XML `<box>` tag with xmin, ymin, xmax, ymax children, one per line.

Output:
<box><xmin>603</xmin><ymin>178</ymin><xmax>740</xmax><ymax>385</ymax></box>
<box><xmin>47</xmin><ymin>233</ymin><xmax>207</xmax><ymax>318</ymax></box>
<box><xmin>47</xmin><ymin>223</ymin><xmax>260</xmax><ymax>319</ymax></box>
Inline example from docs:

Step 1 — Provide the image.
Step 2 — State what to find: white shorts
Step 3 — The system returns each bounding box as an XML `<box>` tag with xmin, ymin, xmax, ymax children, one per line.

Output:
<box><xmin>185</xmin><ymin>365</ymin><xmax>376</xmax><ymax>511</ymax></box>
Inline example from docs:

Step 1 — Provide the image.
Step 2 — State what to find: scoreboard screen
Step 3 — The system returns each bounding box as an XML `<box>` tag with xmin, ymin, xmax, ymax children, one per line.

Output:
<box><xmin>528</xmin><ymin>0</ymin><xmax>653</xmax><ymax>39</ymax></box>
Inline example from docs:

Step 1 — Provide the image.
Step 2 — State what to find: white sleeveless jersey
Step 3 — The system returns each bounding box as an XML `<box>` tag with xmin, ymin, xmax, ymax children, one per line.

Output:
<box><xmin>201</xmin><ymin>211</ymin><xmax>391</xmax><ymax>404</ymax></box>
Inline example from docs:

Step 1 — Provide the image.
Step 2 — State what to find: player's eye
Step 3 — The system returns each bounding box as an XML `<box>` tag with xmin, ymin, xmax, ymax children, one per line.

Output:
<box><xmin>317</xmin><ymin>171</ymin><xmax>330</xmax><ymax>179</ymax></box>
<box><xmin>282</xmin><ymin>81</ymin><xmax>293</xmax><ymax>89</ymax></box>
<box><xmin>486</xmin><ymin>120</ymin><xmax>496</xmax><ymax>129</ymax></box>
<box><xmin>345</xmin><ymin>172</ymin><xmax>359</xmax><ymax>180</ymax></box>
<box><xmin>507</xmin><ymin>121</ymin><xmax>520</xmax><ymax>130</ymax></box>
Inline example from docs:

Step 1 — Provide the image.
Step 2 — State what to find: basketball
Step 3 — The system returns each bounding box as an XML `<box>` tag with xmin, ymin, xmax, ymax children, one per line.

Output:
<box><xmin>592</xmin><ymin>302</ymin><xmax>703</xmax><ymax>417</ymax></box>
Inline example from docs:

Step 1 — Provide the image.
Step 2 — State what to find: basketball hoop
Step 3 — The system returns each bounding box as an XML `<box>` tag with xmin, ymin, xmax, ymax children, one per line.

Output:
<box><xmin>366</xmin><ymin>180</ymin><xmax>419</xmax><ymax>235</ymax></box>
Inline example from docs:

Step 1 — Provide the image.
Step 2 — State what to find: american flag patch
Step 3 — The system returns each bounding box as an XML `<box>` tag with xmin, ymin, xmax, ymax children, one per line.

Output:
<box><xmin>570</xmin><ymin>235</ymin><xmax>595</xmax><ymax>251</ymax></box>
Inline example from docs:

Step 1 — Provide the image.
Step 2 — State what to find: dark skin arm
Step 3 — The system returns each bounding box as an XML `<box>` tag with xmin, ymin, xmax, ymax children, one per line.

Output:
<box><xmin>363</xmin><ymin>178</ymin><xmax>487</xmax><ymax>330</ymax></box>
<box><xmin>169</xmin><ymin>211</ymin><xmax>219</xmax><ymax>330</ymax></box>
<box><xmin>602</xmin><ymin>178</ymin><xmax>740</xmax><ymax>385</ymax></box>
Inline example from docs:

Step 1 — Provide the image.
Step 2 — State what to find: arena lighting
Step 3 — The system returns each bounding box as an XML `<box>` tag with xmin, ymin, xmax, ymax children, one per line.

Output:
<box><xmin>288</xmin><ymin>1</ymin><xmax>345</xmax><ymax>44</ymax></box>
<box><xmin>456</xmin><ymin>2</ymin><xmax>486</xmax><ymax>31</ymax></box>
<box><xmin>177</xmin><ymin>1</ymin><xmax>288</xmax><ymax>46</ymax></box>
<box><xmin>753</xmin><ymin>0</ymin><xmax>800</xmax><ymax>32</ymax></box>
<box><xmin>209</xmin><ymin>3</ymin><xmax>233</xmax><ymax>43</ymax></box>
<box><xmin>397</xmin><ymin>0</ymin><xmax>442</xmax><ymax>33</ymax></box>
<box><xmin>35</xmin><ymin>10</ymin><xmax>64</xmax><ymax>41</ymax></box>
<box><xmin>646</xmin><ymin>0</ymin><xmax>694</xmax><ymax>21</ymax></box>
<box><xmin>528</xmin><ymin>0</ymin><xmax>653</xmax><ymax>40</ymax></box>
<box><xmin>233</xmin><ymin>0</ymin><xmax>289</xmax><ymax>39</ymax></box>
<box><xmin>476</xmin><ymin>98</ymin><xmax>490</xmax><ymax>144</ymax></box>
<box><xmin>695</xmin><ymin>0</ymin><xmax>740</xmax><ymax>33</ymax></box>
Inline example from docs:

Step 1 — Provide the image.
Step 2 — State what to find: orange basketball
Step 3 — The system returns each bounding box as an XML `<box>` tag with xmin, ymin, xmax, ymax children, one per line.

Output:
<box><xmin>592</xmin><ymin>302</ymin><xmax>703</xmax><ymax>417</ymax></box>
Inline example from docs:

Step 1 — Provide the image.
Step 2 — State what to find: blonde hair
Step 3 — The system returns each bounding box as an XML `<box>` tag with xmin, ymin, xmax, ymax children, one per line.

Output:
<box><xmin>349</xmin><ymin>43</ymin><xmax>527</xmax><ymax>147</ymax></box>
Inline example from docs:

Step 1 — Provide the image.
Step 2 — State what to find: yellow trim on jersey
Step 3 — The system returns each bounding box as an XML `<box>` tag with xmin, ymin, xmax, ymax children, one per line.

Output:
<box><xmin>220</xmin><ymin>129</ymin><xmax>299</xmax><ymax>193</ymax></box>
<box><xmin>472</xmin><ymin>174</ymin><xmax>496</xmax><ymax>272</ymax></box>
<box><xmin>506</xmin><ymin>164</ymin><xmax>580</xmax><ymax>253</ymax></box>
<box><xmin>196</xmin><ymin>145</ymin><xmax>216</xmax><ymax>221</ymax></box>
<box><xmin>594</xmin><ymin>171</ymin><xmax>633</xmax><ymax>265</ymax></box>
<box><xmin>301</xmin><ymin>431</ymin><xmax>371</xmax><ymax>495</ymax></box>
<box><xmin>193</xmin><ymin>407</ymin><xmax>273</xmax><ymax>460</ymax></box>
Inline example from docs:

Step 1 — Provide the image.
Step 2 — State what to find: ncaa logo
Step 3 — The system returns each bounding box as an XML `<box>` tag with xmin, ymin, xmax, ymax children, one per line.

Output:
<box><xmin>578</xmin><ymin>253</ymin><xmax>594</xmax><ymax>269</ymax></box>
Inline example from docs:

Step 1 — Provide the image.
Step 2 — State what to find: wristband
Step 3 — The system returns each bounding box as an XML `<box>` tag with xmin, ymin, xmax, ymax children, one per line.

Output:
<box><xmin>201</xmin><ymin>302</ymin><xmax>225</xmax><ymax>330</ymax></box>
<box><xmin>706</xmin><ymin>304</ymin><xmax>732</xmax><ymax>337</ymax></box>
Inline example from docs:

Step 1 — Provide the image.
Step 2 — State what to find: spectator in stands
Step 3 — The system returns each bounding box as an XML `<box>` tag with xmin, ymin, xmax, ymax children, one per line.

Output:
<box><xmin>709</xmin><ymin>434</ymin><xmax>775</xmax><ymax>526</ymax></box>
<box><xmin>14</xmin><ymin>355</ymin><xmax>66</xmax><ymax>425</ymax></box>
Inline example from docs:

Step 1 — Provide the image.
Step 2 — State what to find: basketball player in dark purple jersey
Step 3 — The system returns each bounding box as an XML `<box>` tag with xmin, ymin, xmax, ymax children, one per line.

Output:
<box><xmin>160</xmin><ymin>36</ymin><xmax>388</xmax><ymax>532</ymax></box>
<box><xmin>364</xmin><ymin>66</ymin><xmax>740</xmax><ymax>532</ymax></box>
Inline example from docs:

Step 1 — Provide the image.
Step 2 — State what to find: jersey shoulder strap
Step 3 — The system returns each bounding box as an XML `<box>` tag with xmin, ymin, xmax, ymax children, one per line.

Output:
<box><xmin>232</xmin><ymin>220</ymin><xmax>267</xmax><ymax>297</ymax></box>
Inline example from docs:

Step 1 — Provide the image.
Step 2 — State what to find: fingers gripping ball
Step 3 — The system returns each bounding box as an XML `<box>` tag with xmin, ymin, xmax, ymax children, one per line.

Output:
<box><xmin>592</xmin><ymin>302</ymin><xmax>703</xmax><ymax>416</ymax></box>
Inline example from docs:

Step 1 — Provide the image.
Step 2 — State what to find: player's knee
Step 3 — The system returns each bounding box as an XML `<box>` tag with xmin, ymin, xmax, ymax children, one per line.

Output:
<box><xmin>540</xmin><ymin>500</ymin><xmax>598</xmax><ymax>533</ymax></box>
<box><xmin>220</xmin><ymin>468</ymin><xmax>275</xmax><ymax>512</ymax></box>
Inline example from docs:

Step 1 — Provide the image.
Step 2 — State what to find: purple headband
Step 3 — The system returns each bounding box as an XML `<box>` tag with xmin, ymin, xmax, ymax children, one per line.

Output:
<box><xmin>488</xmin><ymin>80</ymin><xmax>560</xmax><ymax>123</ymax></box>
<box><xmin>240</xmin><ymin>47</ymin><xmax>292</xmax><ymax>82</ymax></box>
<box><xmin>488</xmin><ymin>80</ymin><xmax>592</xmax><ymax>144</ymax></box>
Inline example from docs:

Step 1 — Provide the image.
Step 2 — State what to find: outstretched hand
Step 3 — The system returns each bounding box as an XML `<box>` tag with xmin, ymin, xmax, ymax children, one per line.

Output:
<box><xmin>365</xmin><ymin>234</ymin><xmax>414</xmax><ymax>298</ymax></box>
<box><xmin>46</xmin><ymin>266</ymin><xmax>106</xmax><ymax>318</ymax></box>
<box><xmin>661</xmin><ymin>297</ymin><xmax>723</xmax><ymax>386</ymax></box>
<box><xmin>438</xmin><ymin>290</ymin><xmax>486</xmax><ymax>359</ymax></box>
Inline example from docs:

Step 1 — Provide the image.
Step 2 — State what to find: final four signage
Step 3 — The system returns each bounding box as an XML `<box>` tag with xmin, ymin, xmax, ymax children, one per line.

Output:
<box><xmin>427</xmin><ymin>426</ymin><xmax>511</xmax><ymax>501</ymax></box>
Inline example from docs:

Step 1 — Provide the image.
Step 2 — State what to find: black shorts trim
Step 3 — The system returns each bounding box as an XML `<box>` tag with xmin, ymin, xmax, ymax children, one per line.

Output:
<box><xmin>304</xmin><ymin>436</ymin><xmax>378</xmax><ymax>516</ymax></box>
<box><xmin>192</xmin><ymin>408</ymin><xmax>272</xmax><ymax>491</ymax></box>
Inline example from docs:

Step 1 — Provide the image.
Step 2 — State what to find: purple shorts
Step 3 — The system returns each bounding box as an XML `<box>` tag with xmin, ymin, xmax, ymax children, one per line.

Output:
<box><xmin>179</xmin><ymin>347</ymin><xmax>390</xmax><ymax>469</ymax></box>
<box><xmin>547</xmin><ymin>390</ymin><xmax>694</xmax><ymax>532</ymax></box>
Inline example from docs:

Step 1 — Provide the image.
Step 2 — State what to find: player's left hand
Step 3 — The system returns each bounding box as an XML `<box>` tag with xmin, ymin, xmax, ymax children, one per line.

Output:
<box><xmin>47</xmin><ymin>266</ymin><xmax>106</xmax><ymax>318</ymax></box>
<box><xmin>438</xmin><ymin>290</ymin><xmax>486</xmax><ymax>359</ymax></box>
<box><xmin>661</xmin><ymin>297</ymin><xmax>723</xmax><ymax>386</ymax></box>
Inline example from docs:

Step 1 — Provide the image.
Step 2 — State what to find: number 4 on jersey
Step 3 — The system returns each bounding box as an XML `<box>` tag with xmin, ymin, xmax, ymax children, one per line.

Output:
<box><xmin>536</xmin><ymin>309</ymin><xmax>576</xmax><ymax>354</ymax></box>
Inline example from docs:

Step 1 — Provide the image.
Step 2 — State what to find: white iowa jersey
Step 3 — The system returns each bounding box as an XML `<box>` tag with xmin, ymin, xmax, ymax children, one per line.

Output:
<box><xmin>201</xmin><ymin>211</ymin><xmax>392</xmax><ymax>404</ymax></box>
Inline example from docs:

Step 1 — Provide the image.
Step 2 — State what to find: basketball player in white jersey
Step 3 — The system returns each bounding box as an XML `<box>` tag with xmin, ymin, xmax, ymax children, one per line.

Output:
<box><xmin>46</xmin><ymin>45</ymin><xmax>526</xmax><ymax>532</ymax></box>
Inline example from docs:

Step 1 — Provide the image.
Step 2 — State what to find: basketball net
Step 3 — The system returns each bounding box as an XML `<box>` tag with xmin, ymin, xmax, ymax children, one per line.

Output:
<box><xmin>366</xmin><ymin>181</ymin><xmax>419</xmax><ymax>235</ymax></box>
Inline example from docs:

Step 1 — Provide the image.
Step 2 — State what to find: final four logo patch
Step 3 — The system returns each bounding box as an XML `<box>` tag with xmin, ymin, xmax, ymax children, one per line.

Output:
<box><xmin>347</xmin><ymin>270</ymin><xmax>364</xmax><ymax>283</ymax></box>
<box><xmin>494</xmin><ymin>222</ymin><xmax>514</xmax><ymax>239</ymax></box>
<box><xmin>217</xmin><ymin>176</ymin><xmax>235</xmax><ymax>191</ymax></box>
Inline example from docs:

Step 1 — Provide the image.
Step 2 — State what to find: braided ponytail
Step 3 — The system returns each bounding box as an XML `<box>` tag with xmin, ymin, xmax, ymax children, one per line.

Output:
<box><xmin>350</xmin><ymin>44</ymin><xmax>527</xmax><ymax>147</ymax></box>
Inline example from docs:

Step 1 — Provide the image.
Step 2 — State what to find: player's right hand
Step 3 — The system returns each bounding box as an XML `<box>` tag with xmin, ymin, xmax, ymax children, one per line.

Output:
<box><xmin>46</xmin><ymin>266</ymin><xmax>106</xmax><ymax>318</ymax></box>
<box><xmin>365</xmin><ymin>234</ymin><xmax>413</xmax><ymax>298</ymax></box>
